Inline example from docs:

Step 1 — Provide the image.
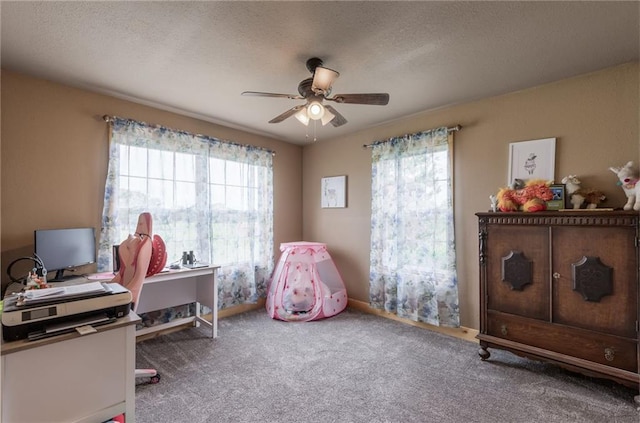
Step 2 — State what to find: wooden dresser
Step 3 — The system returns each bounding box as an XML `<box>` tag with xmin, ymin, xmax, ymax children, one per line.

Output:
<box><xmin>476</xmin><ymin>211</ymin><xmax>639</xmax><ymax>392</ymax></box>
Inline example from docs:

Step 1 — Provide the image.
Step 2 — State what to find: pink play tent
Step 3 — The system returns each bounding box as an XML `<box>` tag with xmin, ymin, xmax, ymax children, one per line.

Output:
<box><xmin>266</xmin><ymin>242</ymin><xmax>347</xmax><ymax>321</ymax></box>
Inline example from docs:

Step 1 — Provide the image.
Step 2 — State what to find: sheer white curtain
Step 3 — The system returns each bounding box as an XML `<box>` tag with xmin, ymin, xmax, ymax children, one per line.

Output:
<box><xmin>99</xmin><ymin>118</ymin><xmax>273</xmax><ymax>309</ymax></box>
<box><xmin>369</xmin><ymin>126</ymin><xmax>459</xmax><ymax>327</ymax></box>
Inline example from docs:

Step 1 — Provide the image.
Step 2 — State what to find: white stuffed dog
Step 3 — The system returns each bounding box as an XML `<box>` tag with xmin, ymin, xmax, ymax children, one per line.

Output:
<box><xmin>609</xmin><ymin>161</ymin><xmax>640</xmax><ymax>211</ymax></box>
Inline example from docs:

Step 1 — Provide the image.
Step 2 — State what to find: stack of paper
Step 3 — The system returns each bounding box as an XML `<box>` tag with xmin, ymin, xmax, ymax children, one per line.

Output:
<box><xmin>22</xmin><ymin>287</ymin><xmax>65</xmax><ymax>300</ymax></box>
<box><xmin>21</xmin><ymin>282</ymin><xmax>107</xmax><ymax>304</ymax></box>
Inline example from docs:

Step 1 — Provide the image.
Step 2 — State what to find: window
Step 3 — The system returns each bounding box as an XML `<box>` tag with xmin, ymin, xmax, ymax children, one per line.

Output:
<box><xmin>368</xmin><ymin>127</ymin><xmax>459</xmax><ymax>327</ymax></box>
<box><xmin>100</xmin><ymin>117</ymin><xmax>274</xmax><ymax>309</ymax></box>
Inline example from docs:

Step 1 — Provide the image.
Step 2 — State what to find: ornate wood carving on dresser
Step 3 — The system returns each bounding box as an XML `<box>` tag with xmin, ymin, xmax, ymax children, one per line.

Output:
<box><xmin>501</xmin><ymin>250</ymin><xmax>532</xmax><ymax>291</ymax></box>
<box><xmin>476</xmin><ymin>211</ymin><xmax>639</xmax><ymax>399</ymax></box>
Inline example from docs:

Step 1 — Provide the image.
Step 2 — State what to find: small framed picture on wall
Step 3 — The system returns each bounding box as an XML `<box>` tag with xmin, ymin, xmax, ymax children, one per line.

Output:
<box><xmin>321</xmin><ymin>175</ymin><xmax>347</xmax><ymax>208</ymax></box>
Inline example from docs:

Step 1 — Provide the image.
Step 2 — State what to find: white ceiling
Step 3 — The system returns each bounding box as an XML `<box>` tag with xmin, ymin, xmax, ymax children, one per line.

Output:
<box><xmin>1</xmin><ymin>1</ymin><xmax>638</xmax><ymax>145</ymax></box>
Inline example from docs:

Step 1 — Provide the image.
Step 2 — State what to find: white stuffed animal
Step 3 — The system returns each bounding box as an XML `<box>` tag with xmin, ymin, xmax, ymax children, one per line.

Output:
<box><xmin>561</xmin><ymin>175</ymin><xmax>606</xmax><ymax>209</ymax></box>
<box><xmin>609</xmin><ymin>161</ymin><xmax>640</xmax><ymax>211</ymax></box>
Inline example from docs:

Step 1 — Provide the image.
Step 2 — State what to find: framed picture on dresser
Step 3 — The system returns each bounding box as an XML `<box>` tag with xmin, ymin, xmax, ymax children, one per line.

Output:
<box><xmin>546</xmin><ymin>184</ymin><xmax>565</xmax><ymax>210</ymax></box>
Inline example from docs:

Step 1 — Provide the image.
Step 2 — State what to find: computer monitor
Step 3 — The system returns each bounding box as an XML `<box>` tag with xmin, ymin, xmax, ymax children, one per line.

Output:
<box><xmin>34</xmin><ymin>227</ymin><xmax>96</xmax><ymax>282</ymax></box>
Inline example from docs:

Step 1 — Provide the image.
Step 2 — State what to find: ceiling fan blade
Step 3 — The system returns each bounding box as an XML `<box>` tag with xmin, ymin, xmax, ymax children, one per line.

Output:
<box><xmin>268</xmin><ymin>105</ymin><xmax>305</xmax><ymax>124</ymax></box>
<box><xmin>324</xmin><ymin>105</ymin><xmax>348</xmax><ymax>127</ymax></box>
<box><xmin>327</xmin><ymin>93</ymin><xmax>389</xmax><ymax>105</ymax></box>
<box><xmin>242</xmin><ymin>91</ymin><xmax>304</xmax><ymax>100</ymax></box>
<box><xmin>312</xmin><ymin>66</ymin><xmax>339</xmax><ymax>95</ymax></box>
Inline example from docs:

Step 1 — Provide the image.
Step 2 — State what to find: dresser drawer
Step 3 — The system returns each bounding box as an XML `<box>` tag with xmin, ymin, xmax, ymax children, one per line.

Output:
<box><xmin>486</xmin><ymin>311</ymin><xmax>637</xmax><ymax>372</ymax></box>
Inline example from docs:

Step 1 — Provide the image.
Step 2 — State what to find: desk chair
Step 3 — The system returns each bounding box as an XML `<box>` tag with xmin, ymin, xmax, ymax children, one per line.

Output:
<box><xmin>112</xmin><ymin>212</ymin><xmax>167</xmax><ymax>384</ymax></box>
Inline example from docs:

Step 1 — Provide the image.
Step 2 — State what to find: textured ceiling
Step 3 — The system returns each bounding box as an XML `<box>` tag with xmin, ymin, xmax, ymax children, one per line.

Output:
<box><xmin>1</xmin><ymin>1</ymin><xmax>638</xmax><ymax>145</ymax></box>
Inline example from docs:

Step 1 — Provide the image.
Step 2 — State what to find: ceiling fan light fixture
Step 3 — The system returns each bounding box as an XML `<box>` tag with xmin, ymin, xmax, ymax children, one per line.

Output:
<box><xmin>321</xmin><ymin>108</ymin><xmax>335</xmax><ymax>126</ymax></box>
<box><xmin>307</xmin><ymin>101</ymin><xmax>325</xmax><ymax>120</ymax></box>
<box><xmin>294</xmin><ymin>109</ymin><xmax>310</xmax><ymax>126</ymax></box>
<box><xmin>312</xmin><ymin>66</ymin><xmax>340</xmax><ymax>95</ymax></box>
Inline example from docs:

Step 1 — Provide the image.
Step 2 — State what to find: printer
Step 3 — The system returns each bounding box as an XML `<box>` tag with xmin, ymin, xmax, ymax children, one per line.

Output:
<box><xmin>2</xmin><ymin>282</ymin><xmax>132</xmax><ymax>341</ymax></box>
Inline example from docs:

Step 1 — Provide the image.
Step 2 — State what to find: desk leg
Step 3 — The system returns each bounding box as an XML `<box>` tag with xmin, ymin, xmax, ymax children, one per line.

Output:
<box><xmin>213</xmin><ymin>270</ymin><xmax>218</xmax><ymax>338</ymax></box>
<box><xmin>195</xmin><ymin>269</ymin><xmax>217</xmax><ymax>339</ymax></box>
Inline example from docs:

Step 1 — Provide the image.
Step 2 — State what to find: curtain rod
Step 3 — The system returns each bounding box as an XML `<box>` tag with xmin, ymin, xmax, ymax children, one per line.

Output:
<box><xmin>362</xmin><ymin>125</ymin><xmax>461</xmax><ymax>148</ymax></box>
<box><xmin>102</xmin><ymin>114</ymin><xmax>277</xmax><ymax>156</ymax></box>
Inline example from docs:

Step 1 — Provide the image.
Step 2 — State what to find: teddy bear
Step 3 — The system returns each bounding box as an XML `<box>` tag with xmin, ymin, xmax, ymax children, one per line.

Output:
<box><xmin>497</xmin><ymin>179</ymin><xmax>554</xmax><ymax>212</ymax></box>
<box><xmin>609</xmin><ymin>161</ymin><xmax>640</xmax><ymax>211</ymax></box>
<box><xmin>561</xmin><ymin>175</ymin><xmax>606</xmax><ymax>209</ymax></box>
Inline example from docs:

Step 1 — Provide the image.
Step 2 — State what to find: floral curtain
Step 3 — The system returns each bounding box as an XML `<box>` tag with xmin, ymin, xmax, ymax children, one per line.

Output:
<box><xmin>369</xmin><ymin>127</ymin><xmax>459</xmax><ymax>327</ymax></box>
<box><xmin>99</xmin><ymin>117</ymin><xmax>274</xmax><ymax>310</ymax></box>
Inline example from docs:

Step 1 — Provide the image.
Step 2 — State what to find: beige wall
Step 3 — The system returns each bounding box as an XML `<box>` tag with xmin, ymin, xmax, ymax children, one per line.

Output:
<box><xmin>303</xmin><ymin>62</ymin><xmax>639</xmax><ymax>329</ymax></box>
<box><xmin>2</xmin><ymin>64</ymin><xmax>638</xmax><ymax>329</ymax></box>
<box><xmin>1</xmin><ymin>70</ymin><xmax>303</xmax><ymax>293</ymax></box>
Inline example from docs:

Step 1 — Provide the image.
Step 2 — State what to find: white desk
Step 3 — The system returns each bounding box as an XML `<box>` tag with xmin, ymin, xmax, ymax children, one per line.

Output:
<box><xmin>1</xmin><ymin>313</ymin><xmax>140</xmax><ymax>423</ymax></box>
<box><xmin>134</xmin><ymin>266</ymin><xmax>219</xmax><ymax>339</ymax></box>
<box><xmin>5</xmin><ymin>265</ymin><xmax>220</xmax><ymax>340</ymax></box>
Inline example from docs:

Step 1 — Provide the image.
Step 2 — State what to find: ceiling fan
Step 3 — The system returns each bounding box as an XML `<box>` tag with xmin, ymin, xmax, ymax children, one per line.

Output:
<box><xmin>242</xmin><ymin>57</ymin><xmax>389</xmax><ymax>128</ymax></box>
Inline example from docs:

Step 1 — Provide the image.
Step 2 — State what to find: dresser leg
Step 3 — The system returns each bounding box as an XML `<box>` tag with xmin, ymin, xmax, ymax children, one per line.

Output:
<box><xmin>478</xmin><ymin>345</ymin><xmax>491</xmax><ymax>360</ymax></box>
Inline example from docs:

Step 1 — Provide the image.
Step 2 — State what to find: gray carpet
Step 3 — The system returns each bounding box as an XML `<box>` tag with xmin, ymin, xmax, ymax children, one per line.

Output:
<box><xmin>135</xmin><ymin>309</ymin><xmax>639</xmax><ymax>423</ymax></box>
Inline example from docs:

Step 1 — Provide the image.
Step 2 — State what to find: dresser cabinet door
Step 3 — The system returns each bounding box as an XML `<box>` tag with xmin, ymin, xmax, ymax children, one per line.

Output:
<box><xmin>552</xmin><ymin>226</ymin><xmax>638</xmax><ymax>339</ymax></box>
<box><xmin>486</xmin><ymin>225</ymin><xmax>549</xmax><ymax>321</ymax></box>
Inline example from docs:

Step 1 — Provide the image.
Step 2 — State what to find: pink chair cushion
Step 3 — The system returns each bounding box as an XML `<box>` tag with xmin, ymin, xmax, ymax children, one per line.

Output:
<box><xmin>146</xmin><ymin>235</ymin><xmax>167</xmax><ymax>277</ymax></box>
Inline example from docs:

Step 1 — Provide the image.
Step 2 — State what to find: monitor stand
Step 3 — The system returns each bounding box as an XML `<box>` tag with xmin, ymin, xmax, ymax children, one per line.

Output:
<box><xmin>49</xmin><ymin>269</ymin><xmax>71</xmax><ymax>282</ymax></box>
